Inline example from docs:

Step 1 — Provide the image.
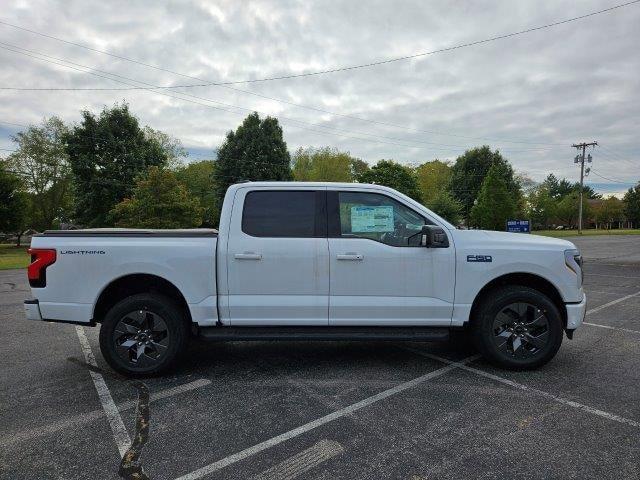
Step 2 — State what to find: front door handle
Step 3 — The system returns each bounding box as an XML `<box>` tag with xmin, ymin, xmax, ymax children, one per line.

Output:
<box><xmin>337</xmin><ymin>253</ymin><xmax>364</xmax><ymax>261</ymax></box>
<box><xmin>234</xmin><ymin>252</ymin><xmax>262</xmax><ymax>260</ymax></box>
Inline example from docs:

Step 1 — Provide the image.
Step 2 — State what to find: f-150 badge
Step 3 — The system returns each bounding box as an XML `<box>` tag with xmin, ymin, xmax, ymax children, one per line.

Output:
<box><xmin>467</xmin><ymin>255</ymin><xmax>492</xmax><ymax>262</ymax></box>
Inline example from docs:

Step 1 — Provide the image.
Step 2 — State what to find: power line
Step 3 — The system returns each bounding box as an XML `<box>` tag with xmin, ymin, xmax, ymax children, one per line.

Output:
<box><xmin>0</xmin><ymin>45</ymin><xmax>431</xmax><ymax>151</ymax></box>
<box><xmin>0</xmin><ymin>47</ymin><xmax>565</xmax><ymax>152</ymax></box>
<box><xmin>1</xmin><ymin>1</ymin><xmax>638</xmax><ymax>88</ymax></box>
<box><xmin>598</xmin><ymin>145</ymin><xmax>637</xmax><ymax>166</ymax></box>
<box><xmin>599</xmin><ymin>144</ymin><xmax>635</xmax><ymax>158</ymax></box>
<box><xmin>595</xmin><ymin>149</ymin><xmax>632</xmax><ymax>168</ymax></box>
<box><xmin>589</xmin><ymin>168</ymin><xmax>635</xmax><ymax>184</ymax></box>
<box><xmin>0</xmin><ymin>120</ymin><xmax>29</xmax><ymax>128</ymax></box>
<box><xmin>0</xmin><ymin>42</ymin><xmax>563</xmax><ymax>154</ymax></box>
<box><xmin>0</xmin><ymin>21</ymin><xmax>569</xmax><ymax>146</ymax></box>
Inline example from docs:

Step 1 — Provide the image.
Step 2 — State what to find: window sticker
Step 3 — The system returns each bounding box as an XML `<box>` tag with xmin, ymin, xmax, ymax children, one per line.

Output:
<box><xmin>351</xmin><ymin>205</ymin><xmax>394</xmax><ymax>232</ymax></box>
<box><xmin>406</xmin><ymin>223</ymin><xmax>424</xmax><ymax>231</ymax></box>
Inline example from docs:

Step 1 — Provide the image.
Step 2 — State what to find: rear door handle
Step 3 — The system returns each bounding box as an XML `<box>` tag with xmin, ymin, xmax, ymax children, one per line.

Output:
<box><xmin>234</xmin><ymin>252</ymin><xmax>262</xmax><ymax>260</ymax></box>
<box><xmin>337</xmin><ymin>253</ymin><xmax>364</xmax><ymax>261</ymax></box>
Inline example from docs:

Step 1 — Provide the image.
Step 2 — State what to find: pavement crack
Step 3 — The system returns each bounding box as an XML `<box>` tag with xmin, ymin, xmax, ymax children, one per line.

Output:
<box><xmin>67</xmin><ymin>357</ymin><xmax>151</xmax><ymax>479</ymax></box>
<box><xmin>119</xmin><ymin>381</ymin><xmax>150</xmax><ymax>480</ymax></box>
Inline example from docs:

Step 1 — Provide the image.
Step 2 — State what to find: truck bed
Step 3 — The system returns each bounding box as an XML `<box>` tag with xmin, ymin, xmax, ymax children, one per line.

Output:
<box><xmin>36</xmin><ymin>228</ymin><xmax>218</xmax><ymax>237</ymax></box>
<box><xmin>28</xmin><ymin>229</ymin><xmax>219</xmax><ymax>326</ymax></box>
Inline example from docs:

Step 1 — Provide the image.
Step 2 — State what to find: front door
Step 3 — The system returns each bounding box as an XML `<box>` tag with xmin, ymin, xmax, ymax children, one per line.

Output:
<box><xmin>225</xmin><ymin>188</ymin><xmax>329</xmax><ymax>326</ymax></box>
<box><xmin>327</xmin><ymin>189</ymin><xmax>455</xmax><ymax>326</ymax></box>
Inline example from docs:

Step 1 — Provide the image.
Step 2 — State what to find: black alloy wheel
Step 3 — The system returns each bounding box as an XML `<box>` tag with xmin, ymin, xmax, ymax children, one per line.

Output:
<box><xmin>492</xmin><ymin>302</ymin><xmax>550</xmax><ymax>358</ymax></box>
<box><xmin>113</xmin><ymin>310</ymin><xmax>170</xmax><ymax>367</ymax></box>
<box><xmin>99</xmin><ymin>293</ymin><xmax>188</xmax><ymax>376</ymax></box>
<box><xmin>472</xmin><ymin>286</ymin><xmax>563</xmax><ymax>370</ymax></box>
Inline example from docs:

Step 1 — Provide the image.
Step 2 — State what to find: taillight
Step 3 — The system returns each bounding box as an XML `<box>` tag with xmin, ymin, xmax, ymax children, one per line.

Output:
<box><xmin>27</xmin><ymin>248</ymin><xmax>56</xmax><ymax>288</ymax></box>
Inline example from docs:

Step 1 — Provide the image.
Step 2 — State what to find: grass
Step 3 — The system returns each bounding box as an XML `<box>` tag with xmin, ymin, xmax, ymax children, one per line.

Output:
<box><xmin>0</xmin><ymin>244</ymin><xmax>30</xmax><ymax>270</ymax></box>
<box><xmin>534</xmin><ymin>229</ymin><xmax>640</xmax><ymax>238</ymax></box>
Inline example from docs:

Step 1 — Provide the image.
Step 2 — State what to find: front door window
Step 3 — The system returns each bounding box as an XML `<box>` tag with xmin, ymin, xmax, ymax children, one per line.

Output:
<box><xmin>337</xmin><ymin>191</ymin><xmax>427</xmax><ymax>246</ymax></box>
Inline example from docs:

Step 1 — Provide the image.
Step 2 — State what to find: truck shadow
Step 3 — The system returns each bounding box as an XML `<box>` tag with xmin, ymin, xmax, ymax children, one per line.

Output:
<box><xmin>174</xmin><ymin>338</ymin><xmax>476</xmax><ymax>379</ymax></box>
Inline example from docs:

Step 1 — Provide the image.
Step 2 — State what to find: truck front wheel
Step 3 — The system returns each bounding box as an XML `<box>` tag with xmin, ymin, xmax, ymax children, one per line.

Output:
<box><xmin>99</xmin><ymin>293</ymin><xmax>188</xmax><ymax>376</ymax></box>
<box><xmin>472</xmin><ymin>286</ymin><xmax>563</xmax><ymax>370</ymax></box>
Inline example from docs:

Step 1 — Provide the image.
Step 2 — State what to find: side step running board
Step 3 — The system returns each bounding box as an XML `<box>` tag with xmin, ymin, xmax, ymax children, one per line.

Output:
<box><xmin>198</xmin><ymin>326</ymin><xmax>449</xmax><ymax>342</ymax></box>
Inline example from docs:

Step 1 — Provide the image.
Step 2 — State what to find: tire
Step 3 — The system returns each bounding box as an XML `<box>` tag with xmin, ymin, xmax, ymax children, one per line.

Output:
<box><xmin>99</xmin><ymin>293</ymin><xmax>188</xmax><ymax>376</ymax></box>
<box><xmin>472</xmin><ymin>286</ymin><xmax>563</xmax><ymax>370</ymax></box>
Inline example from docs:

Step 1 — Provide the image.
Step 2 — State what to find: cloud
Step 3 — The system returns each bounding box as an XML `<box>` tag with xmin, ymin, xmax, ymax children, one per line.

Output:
<box><xmin>0</xmin><ymin>0</ymin><xmax>638</xmax><ymax>191</ymax></box>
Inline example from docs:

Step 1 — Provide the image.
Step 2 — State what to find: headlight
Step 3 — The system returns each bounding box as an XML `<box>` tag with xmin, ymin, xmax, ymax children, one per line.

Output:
<box><xmin>564</xmin><ymin>248</ymin><xmax>583</xmax><ymax>285</ymax></box>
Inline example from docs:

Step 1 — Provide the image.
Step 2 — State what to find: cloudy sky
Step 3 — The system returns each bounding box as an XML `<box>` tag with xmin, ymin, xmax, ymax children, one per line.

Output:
<box><xmin>0</xmin><ymin>0</ymin><xmax>638</xmax><ymax>195</ymax></box>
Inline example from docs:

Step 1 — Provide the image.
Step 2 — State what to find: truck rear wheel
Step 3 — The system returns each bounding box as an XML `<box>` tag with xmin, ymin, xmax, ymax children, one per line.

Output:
<box><xmin>472</xmin><ymin>286</ymin><xmax>563</xmax><ymax>370</ymax></box>
<box><xmin>99</xmin><ymin>293</ymin><xmax>188</xmax><ymax>376</ymax></box>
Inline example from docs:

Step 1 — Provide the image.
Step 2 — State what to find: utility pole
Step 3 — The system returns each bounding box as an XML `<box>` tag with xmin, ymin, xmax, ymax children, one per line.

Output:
<box><xmin>571</xmin><ymin>141</ymin><xmax>597</xmax><ymax>234</ymax></box>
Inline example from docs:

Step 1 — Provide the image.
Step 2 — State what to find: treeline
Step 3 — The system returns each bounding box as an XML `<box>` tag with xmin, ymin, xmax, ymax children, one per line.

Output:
<box><xmin>1</xmin><ymin>105</ymin><xmax>639</xmax><ymax>243</ymax></box>
<box><xmin>528</xmin><ymin>174</ymin><xmax>634</xmax><ymax>230</ymax></box>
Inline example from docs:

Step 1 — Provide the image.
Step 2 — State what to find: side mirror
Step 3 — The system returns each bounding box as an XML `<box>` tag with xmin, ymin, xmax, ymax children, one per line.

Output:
<box><xmin>421</xmin><ymin>225</ymin><xmax>449</xmax><ymax>248</ymax></box>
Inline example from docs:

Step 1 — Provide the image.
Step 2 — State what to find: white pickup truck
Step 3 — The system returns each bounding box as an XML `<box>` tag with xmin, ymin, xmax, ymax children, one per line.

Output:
<box><xmin>24</xmin><ymin>182</ymin><xmax>586</xmax><ymax>375</ymax></box>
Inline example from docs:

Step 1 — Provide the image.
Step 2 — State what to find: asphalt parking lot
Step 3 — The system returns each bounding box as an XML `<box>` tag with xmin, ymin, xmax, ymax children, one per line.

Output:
<box><xmin>1</xmin><ymin>235</ymin><xmax>639</xmax><ymax>479</ymax></box>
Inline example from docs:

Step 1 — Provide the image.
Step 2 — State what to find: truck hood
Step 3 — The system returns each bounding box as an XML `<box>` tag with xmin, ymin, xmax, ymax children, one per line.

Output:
<box><xmin>452</xmin><ymin>229</ymin><xmax>577</xmax><ymax>251</ymax></box>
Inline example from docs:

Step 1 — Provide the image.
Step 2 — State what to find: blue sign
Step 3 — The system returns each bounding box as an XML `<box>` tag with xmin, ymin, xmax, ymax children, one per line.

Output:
<box><xmin>507</xmin><ymin>219</ymin><xmax>530</xmax><ymax>233</ymax></box>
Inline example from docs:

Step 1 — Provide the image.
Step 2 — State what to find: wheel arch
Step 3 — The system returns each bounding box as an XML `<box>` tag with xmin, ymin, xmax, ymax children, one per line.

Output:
<box><xmin>470</xmin><ymin>272</ymin><xmax>567</xmax><ymax>327</ymax></box>
<box><xmin>93</xmin><ymin>273</ymin><xmax>192</xmax><ymax>326</ymax></box>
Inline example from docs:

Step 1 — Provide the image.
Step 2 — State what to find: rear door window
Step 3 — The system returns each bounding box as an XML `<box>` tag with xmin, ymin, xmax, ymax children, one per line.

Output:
<box><xmin>242</xmin><ymin>190</ymin><xmax>326</xmax><ymax>237</ymax></box>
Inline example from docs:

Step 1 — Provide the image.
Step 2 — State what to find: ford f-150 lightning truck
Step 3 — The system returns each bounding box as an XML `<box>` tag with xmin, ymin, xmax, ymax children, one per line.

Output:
<box><xmin>24</xmin><ymin>182</ymin><xmax>586</xmax><ymax>375</ymax></box>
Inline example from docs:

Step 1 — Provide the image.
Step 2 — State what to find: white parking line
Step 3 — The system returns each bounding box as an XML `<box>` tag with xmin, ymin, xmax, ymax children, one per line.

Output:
<box><xmin>250</xmin><ymin>439</ymin><xmax>344</xmax><ymax>480</ymax></box>
<box><xmin>581</xmin><ymin>290</ymin><xmax>640</xmax><ymax>334</ymax></box>
<box><xmin>586</xmin><ymin>289</ymin><xmax>637</xmax><ymax>296</ymax></box>
<box><xmin>588</xmin><ymin>263</ymin><xmax>637</xmax><ymax>267</ymax></box>
<box><xmin>583</xmin><ymin>322</ymin><xmax>640</xmax><ymax>334</ymax></box>
<box><xmin>586</xmin><ymin>291</ymin><xmax>640</xmax><ymax>315</ymax></box>
<box><xmin>406</xmin><ymin>348</ymin><xmax>640</xmax><ymax>429</ymax></box>
<box><xmin>174</xmin><ymin>354</ymin><xmax>480</xmax><ymax>480</ymax></box>
<box><xmin>587</xmin><ymin>273</ymin><xmax>640</xmax><ymax>279</ymax></box>
<box><xmin>75</xmin><ymin>325</ymin><xmax>131</xmax><ymax>457</ymax></box>
<box><xmin>0</xmin><ymin>378</ymin><xmax>211</xmax><ymax>448</ymax></box>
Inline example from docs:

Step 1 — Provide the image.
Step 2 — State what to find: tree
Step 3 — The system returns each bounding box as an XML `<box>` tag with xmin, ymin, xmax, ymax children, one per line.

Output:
<box><xmin>541</xmin><ymin>174</ymin><xmax>560</xmax><ymax>198</ymax></box>
<box><xmin>470</xmin><ymin>164</ymin><xmax>517</xmax><ymax>230</ymax></box>
<box><xmin>527</xmin><ymin>185</ymin><xmax>557</xmax><ymax>229</ymax></box>
<box><xmin>350</xmin><ymin>158</ymin><xmax>370</xmax><ymax>180</ymax></box>
<box><xmin>213</xmin><ymin>112</ymin><xmax>291</xmax><ymax>207</ymax></box>
<box><xmin>358</xmin><ymin>160</ymin><xmax>422</xmax><ymax>202</ymax></box>
<box><xmin>5</xmin><ymin>117</ymin><xmax>73</xmax><ymax>230</ymax></box>
<box><xmin>292</xmin><ymin>147</ymin><xmax>354</xmax><ymax>182</ymax></box>
<box><xmin>623</xmin><ymin>183</ymin><xmax>640</xmax><ymax>228</ymax></box>
<box><xmin>65</xmin><ymin>103</ymin><xmax>173</xmax><ymax>227</ymax></box>
<box><xmin>516</xmin><ymin>172</ymin><xmax>536</xmax><ymax>195</ymax></box>
<box><xmin>555</xmin><ymin>192</ymin><xmax>592</xmax><ymax>228</ymax></box>
<box><xmin>449</xmin><ymin>146</ymin><xmax>520</xmax><ymax>222</ymax></box>
<box><xmin>578</xmin><ymin>184</ymin><xmax>601</xmax><ymax>200</ymax></box>
<box><xmin>109</xmin><ymin>167</ymin><xmax>202</xmax><ymax>228</ymax></box>
<box><xmin>541</xmin><ymin>173</ymin><xmax>600</xmax><ymax>200</ymax></box>
<box><xmin>0</xmin><ymin>161</ymin><xmax>28</xmax><ymax>245</ymax></box>
<box><xmin>542</xmin><ymin>174</ymin><xmax>574</xmax><ymax>199</ymax></box>
<box><xmin>143</xmin><ymin>126</ymin><xmax>187</xmax><ymax>169</ymax></box>
<box><xmin>593</xmin><ymin>197</ymin><xmax>625</xmax><ymax>229</ymax></box>
<box><xmin>415</xmin><ymin>160</ymin><xmax>451</xmax><ymax>205</ymax></box>
<box><xmin>174</xmin><ymin>160</ymin><xmax>218</xmax><ymax>227</ymax></box>
<box><xmin>426</xmin><ymin>191</ymin><xmax>462</xmax><ymax>225</ymax></box>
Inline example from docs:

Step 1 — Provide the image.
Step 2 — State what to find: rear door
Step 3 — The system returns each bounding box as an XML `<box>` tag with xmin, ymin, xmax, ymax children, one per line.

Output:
<box><xmin>225</xmin><ymin>187</ymin><xmax>329</xmax><ymax>325</ymax></box>
<box><xmin>327</xmin><ymin>188</ymin><xmax>455</xmax><ymax>326</ymax></box>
